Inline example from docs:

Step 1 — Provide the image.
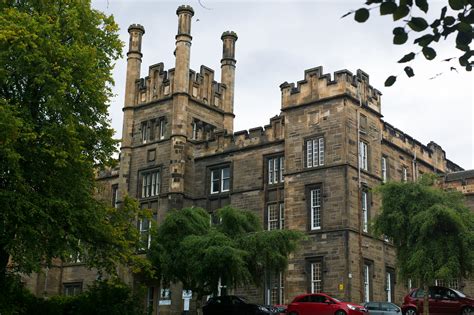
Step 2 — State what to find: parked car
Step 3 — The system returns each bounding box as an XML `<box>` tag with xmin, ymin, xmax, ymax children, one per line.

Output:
<box><xmin>286</xmin><ymin>293</ymin><xmax>368</xmax><ymax>315</ymax></box>
<box><xmin>402</xmin><ymin>286</ymin><xmax>474</xmax><ymax>315</ymax></box>
<box><xmin>364</xmin><ymin>302</ymin><xmax>401</xmax><ymax>315</ymax></box>
<box><xmin>263</xmin><ymin>304</ymin><xmax>287</xmax><ymax>314</ymax></box>
<box><xmin>202</xmin><ymin>295</ymin><xmax>272</xmax><ymax>315</ymax></box>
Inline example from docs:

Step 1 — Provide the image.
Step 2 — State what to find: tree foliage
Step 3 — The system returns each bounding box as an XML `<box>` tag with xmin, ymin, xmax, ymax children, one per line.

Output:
<box><xmin>150</xmin><ymin>206</ymin><xmax>303</xmax><ymax>298</ymax></box>
<box><xmin>0</xmin><ymin>1</ymin><xmax>145</xmax><ymax>279</ymax></box>
<box><xmin>343</xmin><ymin>0</ymin><xmax>474</xmax><ymax>86</ymax></box>
<box><xmin>374</xmin><ymin>176</ymin><xmax>474</xmax><ymax>314</ymax></box>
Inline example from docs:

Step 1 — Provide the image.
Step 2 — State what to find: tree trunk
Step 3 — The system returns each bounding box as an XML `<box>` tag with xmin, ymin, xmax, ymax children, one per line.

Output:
<box><xmin>423</xmin><ymin>283</ymin><xmax>430</xmax><ymax>315</ymax></box>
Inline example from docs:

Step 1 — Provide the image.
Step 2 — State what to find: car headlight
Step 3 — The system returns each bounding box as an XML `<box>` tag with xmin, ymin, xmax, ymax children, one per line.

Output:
<box><xmin>347</xmin><ymin>304</ymin><xmax>360</xmax><ymax>311</ymax></box>
<box><xmin>258</xmin><ymin>306</ymin><xmax>269</xmax><ymax>312</ymax></box>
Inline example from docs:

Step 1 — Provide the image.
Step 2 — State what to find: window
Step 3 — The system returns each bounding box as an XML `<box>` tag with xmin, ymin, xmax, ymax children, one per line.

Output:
<box><xmin>363</xmin><ymin>262</ymin><xmax>373</xmax><ymax>302</ymax></box>
<box><xmin>210</xmin><ymin>166</ymin><xmax>230</xmax><ymax>194</ymax></box>
<box><xmin>309</xmin><ymin>187</ymin><xmax>322</xmax><ymax>230</ymax></box>
<box><xmin>265</xmin><ymin>272</ymin><xmax>284</xmax><ymax>305</ymax></box>
<box><xmin>435</xmin><ymin>279</ymin><xmax>459</xmax><ymax>290</ymax></box>
<box><xmin>359</xmin><ymin>141</ymin><xmax>368</xmax><ymax>171</ymax></box>
<box><xmin>386</xmin><ymin>268</ymin><xmax>395</xmax><ymax>302</ymax></box>
<box><xmin>111</xmin><ymin>184</ymin><xmax>119</xmax><ymax>208</ymax></box>
<box><xmin>310</xmin><ymin>261</ymin><xmax>323</xmax><ymax>293</ymax></box>
<box><xmin>381</xmin><ymin>156</ymin><xmax>387</xmax><ymax>183</ymax></box>
<box><xmin>138</xmin><ymin>217</ymin><xmax>152</xmax><ymax>250</ymax></box>
<box><xmin>147</xmin><ymin>287</ymin><xmax>155</xmax><ymax>313</ymax></box>
<box><xmin>362</xmin><ymin>190</ymin><xmax>369</xmax><ymax>233</ymax></box>
<box><xmin>306</xmin><ymin>137</ymin><xmax>325</xmax><ymax>168</ymax></box>
<box><xmin>192</xmin><ymin>121</ymin><xmax>198</xmax><ymax>140</ymax></box>
<box><xmin>267</xmin><ymin>203</ymin><xmax>284</xmax><ymax>230</ymax></box>
<box><xmin>268</xmin><ymin>156</ymin><xmax>284</xmax><ymax>184</ymax></box>
<box><xmin>63</xmin><ymin>282</ymin><xmax>82</xmax><ymax>296</ymax></box>
<box><xmin>140</xmin><ymin>170</ymin><xmax>160</xmax><ymax>198</ymax></box>
<box><xmin>141</xmin><ymin>118</ymin><xmax>166</xmax><ymax>143</ymax></box>
<box><xmin>402</xmin><ymin>166</ymin><xmax>408</xmax><ymax>182</ymax></box>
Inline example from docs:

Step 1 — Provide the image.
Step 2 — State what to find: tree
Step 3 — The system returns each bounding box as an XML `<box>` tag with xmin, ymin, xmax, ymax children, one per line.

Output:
<box><xmin>343</xmin><ymin>0</ymin><xmax>474</xmax><ymax>86</ymax></box>
<box><xmin>0</xmin><ymin>1</ymin><xmax>147</xmax><ymax>283</ymax></box>
<box><xmin>149</xmin><ymin>206</ymin><xmax>302</xmax><ymax>300</ymax></box>
<box><xmin>374</xmin><ymin>176</ymin><xmax>474</xmax><ymax>315</ymax></box>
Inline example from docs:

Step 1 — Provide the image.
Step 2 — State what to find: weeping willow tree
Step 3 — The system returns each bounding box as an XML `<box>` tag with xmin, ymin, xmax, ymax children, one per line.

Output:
<box><xmin>374</xmin><ymin>176</ymin><xmax>474</xmax><ymax>315</ymax></box>
<box><xmin>149</xmin><ymin>206</ymin><xmax>302</xmax><ymax>300</ymax></box>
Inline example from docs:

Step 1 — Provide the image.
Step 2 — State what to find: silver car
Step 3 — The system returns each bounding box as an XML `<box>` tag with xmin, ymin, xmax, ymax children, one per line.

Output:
<box><xmin>364</xmin><ymin>302</ymin><xmax>401</xmax><ymax>315</ymax></box>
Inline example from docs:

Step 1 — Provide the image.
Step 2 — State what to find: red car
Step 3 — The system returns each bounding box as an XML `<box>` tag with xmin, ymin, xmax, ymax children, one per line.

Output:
<box><xmin>286</xmin><ymin>293</ymin><xmax>368</xmax><ymax>315</ymax></box>
<box><xmin>402</xmin><ymin>286</ymin><xmax>474</xmax><ymax>315</ymax></box>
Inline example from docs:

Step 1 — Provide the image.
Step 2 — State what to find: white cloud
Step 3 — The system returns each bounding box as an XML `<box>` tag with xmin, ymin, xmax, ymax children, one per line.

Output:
<box><xmin>92</xmin><ymin>0</ymin><xmax>473</xmax><ymax>169</ymax></box>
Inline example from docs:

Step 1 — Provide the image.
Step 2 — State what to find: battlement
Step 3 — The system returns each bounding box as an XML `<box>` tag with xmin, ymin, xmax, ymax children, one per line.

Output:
<box><xmin>134</xmin><ymin>64</ymin><xmax>225</xmax><ymax>109</ymax></box>
<box><xmin>381</xmin><ymin>121</ymin><xmax>460</xmax><ymax>172</ymax></box>
<box><xmin>280</xmin><ymin>66</ymin><xmax>381</xmax><ymax>113</ymax></box>
<box><xmin>194</xmin><ymin>115</ymin><xmax>285</xmax><ymax>158</ymax></box>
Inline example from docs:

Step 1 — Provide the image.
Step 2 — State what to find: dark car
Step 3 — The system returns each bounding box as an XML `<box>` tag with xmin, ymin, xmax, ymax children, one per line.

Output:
<box><xmin>402</xmin><ymin>286</ymin><xmax>474</xmax><ymax>315</ymax></box>
<box><xmin>202</xmin><ymin>295</ymin><xmax>272</xmax><ymax>315</ymax></box>
<box><xmin>364</xmin><ymin>302</ymin><xmax>401</xmax><ymax>315</ymax></box>
<box><xmin>266</xmin><ymin>304</ymin><xmax>286</xmax><ymax>314</ymax></box>
<box><xmin>286</xmin><ymin>293</ymin><xmax>368</xmax><ymax>315</ymax></box>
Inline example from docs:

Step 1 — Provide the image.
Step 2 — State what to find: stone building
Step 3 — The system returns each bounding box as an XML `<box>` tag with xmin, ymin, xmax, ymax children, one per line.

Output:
<box><xmin>23</xmin><ymin>4</ymin><xmax>473</xmax><ymax>314</ymax></box>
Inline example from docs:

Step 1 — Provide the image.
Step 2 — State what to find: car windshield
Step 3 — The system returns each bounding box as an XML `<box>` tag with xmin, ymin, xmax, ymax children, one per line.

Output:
<box><xmin>332</xmin><ymin>298</ymin><xmax>341</xmax><ymax>303</ymax></box>
<box><xmin>451</xmin><ymin>289</ymin><xmax>466</xmax><ymax>298</ymax></box>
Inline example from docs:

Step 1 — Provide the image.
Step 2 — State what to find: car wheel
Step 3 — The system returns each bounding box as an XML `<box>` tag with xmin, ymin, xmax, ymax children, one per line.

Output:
<box><xmin>461</xmin><ymin>307</ymin><xmax>473</xmax><ymax>315</ymax></box>
<box><xmin>335</xmin><ymin>311</ymin><xmax>346</xmax><ymax>315</ymax></box>
<box><xmin>404</xmin><ymin>308</ymin><xmax>417</xmax><ymax>315</ymax></box>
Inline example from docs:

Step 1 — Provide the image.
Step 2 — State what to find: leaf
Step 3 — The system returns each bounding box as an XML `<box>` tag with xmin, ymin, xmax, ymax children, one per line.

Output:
<box><xmin>422</xmin><ymin>47</ymin><xmax>437</xmax><ymax>60</ymax></box>
<box><xmin>385</xmin><ymin>76</ymin><xmax>397</xmax><ymax>87</ymax></box>
<box><xmin>404</xmin><ymin>66</ymin><xmax>415</xmax><ymax>77</ymax></box>
<box><xmin>341</xmin><ymin>11</ymin><xmax>353</xmax><ymax>19</ymax></box>
<box><xmin>414</xmin><ymin>34</ymin><xmax>434</xmax><ymax>47</ymax></box>
<box><xmin>456</xmin><ymin>31</ymin><xmax>472</xmax><ymax>46</ymax></box>
<box><xmin>393</xmin><ymin>5</ymin><xmax>410</xmax><ymax>21</ymax></box>
<box><xmin>365</xmin><ymin>0</ymin><xmax>383</xmax><ymax>3</ymax></box>
<box><xmin>408</xmin><ymin>17</ymin><xmax>429</xmax><ymax>32</ymax></box>
<box><xmin>380</xmin><ymin>2</ymin><xmax>397</xmax><ymax>15</ymax></box>
<box><xmin>393</xmin><ymin>31</ymin><xmax>409</xmax><ymax>45</ymax></box>
<box><xmin>448</xmin><ymin>0</ymin><xmax>464</xmax><ymax>10</ymax></box>
<box><xmin>444</xmin><ymin>16</ymin><xmax>456</xmax><ymax>25</ymax></box>
<box><xmin>456</xmin><ymin>22</ymin><xmax>472</xmax><ymax>33</ymax></box>
<box><xmin>354</xmin><ymin>8</ymin><xmax>370</xmax><ymax>22</ymax></box>
<box><xmin>415</xmin><ymin>0</ymin><xmax>429</xmax><ymax>13</ymax></box>
<box><xmin>456</xmin><ymin>44</ymin><xmax>470</xmax><ymax>52</ymax></box>
<box><xmin>398</xmin><ymin>52</ymin><xmax>416</xmax><ymax>63</ymax></box>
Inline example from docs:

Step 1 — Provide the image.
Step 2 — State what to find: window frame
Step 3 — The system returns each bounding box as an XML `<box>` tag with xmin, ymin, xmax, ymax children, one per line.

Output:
<box><xmin>111</xmin><ymin>184</ymin><xmax>119</xmax><ymax>208</ymax></box>
<box><xmin>363</xmin><ymin>260</ymin><xmax>374</xmax><ymax>303</ymax></box>
<box><xmin>209</xmin><ymin>164</ymin><xmax>231</xmax><ymax>195</ymax></box>
<box><xmin>267</xmin><ymin>202</ymin><xmax>284</xmax><ymax>231</ymax></box>
<box><xmin>306</xmin><ymin>258</ymin><xmax>323</xmax><ymax>294</ymax></box>
<box><xmin>386</xmin><ymin>267</ymin><xmax>396</xmax><ymax>303</ymax></box>
<box><xmin>361</xmin><ymin>189</ymin><xmax>369</xmax><ymax>233</ymax></box>
<box><xmin>307</xmin><ymin>185</ymin><xmax>323</xmax><ymax>231</ymax></box>
<box><xmin>63</xmin><ymin>282</ymin><xmax>83</xmax><ymax>296</ymax></box>
<box><xmin>381</xmin><ymin>156</ymin><xmax>388</xmax><ymax>183</ymax></box>
<box><xmin>267</xmin><ymin>155</ymin><xmax>285</xmax><ymax>185</ymax></box>
<box><xmin>305</xmin><ymin>136</ymin><xmax>325</xmax><ymax>168</ymax></box>
<box><xmin>139</xmin><ymin>168</ymin><xmax>161</xmax><ymax>199</ymax></box>
<box><xmin>359</xmin><ymin>141</ymin><xmax>368</xmax><ymax>171</ymax></box>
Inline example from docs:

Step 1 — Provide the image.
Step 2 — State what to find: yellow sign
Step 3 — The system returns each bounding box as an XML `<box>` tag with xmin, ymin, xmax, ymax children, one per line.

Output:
<box><xmin>338</xmin><ymin>283</ymin><xmax>344</xmax><ymax>291</ymax></box>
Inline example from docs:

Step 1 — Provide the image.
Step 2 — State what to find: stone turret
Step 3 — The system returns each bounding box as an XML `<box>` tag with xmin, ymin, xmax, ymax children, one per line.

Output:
<box><xmin>173</xmin><ymin>5</ymin><xmax>194</xmax><ymax>94</ymax></box>
<box><xmin>221</xmin><ymin>31</ymin><xmax>238</xmax><ymax>133</ymax></box>
<box><xmin>118</xmin><ymin>24</ymin><xmax>145</xmax><ymax>210</ymax></box>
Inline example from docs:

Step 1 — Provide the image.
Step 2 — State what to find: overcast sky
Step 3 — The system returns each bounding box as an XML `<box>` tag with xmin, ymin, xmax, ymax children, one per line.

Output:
<box><xmin>92</xmin><ymin>0</ymin><xmax>473</xmax><ymax>169</ymax></box>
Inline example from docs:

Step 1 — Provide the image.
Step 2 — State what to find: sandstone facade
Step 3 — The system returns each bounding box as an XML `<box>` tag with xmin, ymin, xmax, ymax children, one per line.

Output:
<box><xmin>22</xmin><ymin>5</ymin><xmax>473</xmax><ymax>315</ymax></box>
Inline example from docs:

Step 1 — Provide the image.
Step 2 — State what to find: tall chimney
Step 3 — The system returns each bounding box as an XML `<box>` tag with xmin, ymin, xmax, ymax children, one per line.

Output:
<box><xmin>221</xmin><ymin>31</ymin><xmax>237</xmax><ymax>133</ymax></box>
<box><xmin>173</xmin><ymin>5</ymin><xmax>194</xmax><ymax>93</ymax></box>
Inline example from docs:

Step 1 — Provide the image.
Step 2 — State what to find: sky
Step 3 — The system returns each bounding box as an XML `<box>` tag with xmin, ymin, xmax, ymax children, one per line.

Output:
<box><xmin>92</xmin><ymin>0</ymin><xmax>473</xmax><ymax>169</ymax></box>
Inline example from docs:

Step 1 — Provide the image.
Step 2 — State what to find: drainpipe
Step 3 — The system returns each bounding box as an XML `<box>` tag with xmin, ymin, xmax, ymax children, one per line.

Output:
<box><xmin>357</xmin><ymin>82</ymin><xmax>364</xmax><ymax>303</ymax></box>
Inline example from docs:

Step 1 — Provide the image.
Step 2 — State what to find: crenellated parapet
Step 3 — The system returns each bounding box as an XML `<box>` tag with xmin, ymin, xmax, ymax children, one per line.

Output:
<box><xmin>194</xmin><ymin>115</ymin><xmax>285</xmax><ymax>158</ymax></box>
<box><xmin>134</xmin><ymin>64</ymin><xmax>225</xmax><ymax>108</ymax></box>
<box><xmin>280</xmin><ymin>66</ymin><xmax>382</xmax><ymax>114</ymax></box>
<box><xmin>382</xmin><ymin>121</ymin><xmax>462</xmax><ymax>172</ymax></box>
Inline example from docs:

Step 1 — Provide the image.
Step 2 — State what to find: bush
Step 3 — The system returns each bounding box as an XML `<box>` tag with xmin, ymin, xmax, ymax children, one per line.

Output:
<box><xmin>0</xmin><ymin>276</ymin><xmax>145</xmax><ymax>315</ymax></box>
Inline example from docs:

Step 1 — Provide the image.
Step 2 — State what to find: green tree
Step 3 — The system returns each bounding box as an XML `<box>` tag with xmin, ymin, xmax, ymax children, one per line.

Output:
<box><xmin>0</xmin><ymin>0</ymin><xmax>147</xmax><ymax>283</ymax></box>
<box><xmin>343</xmin><ymin>0</ymin><xmax>474</xmax><ymax>86</ymax></box>
<box><xmin>374</xmin><ymin>176</ymin><xmax>474</xmax><ymax>315</ymax></box>
<box><xmin>150</xmin><ymin>206</ymin><xmax>302</xmax><ymax>300</ymax></box>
